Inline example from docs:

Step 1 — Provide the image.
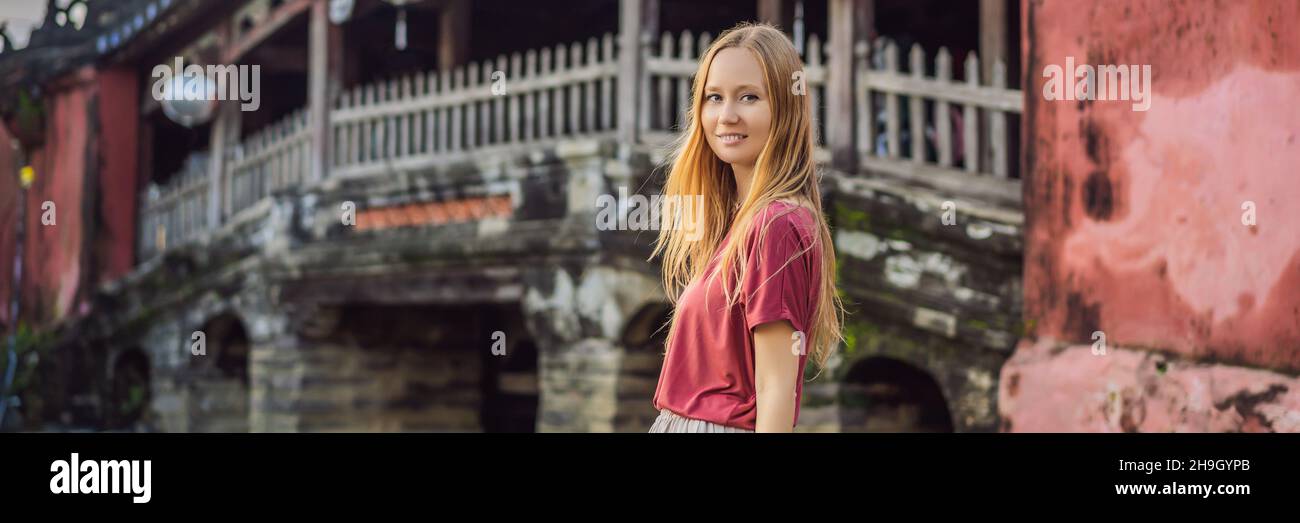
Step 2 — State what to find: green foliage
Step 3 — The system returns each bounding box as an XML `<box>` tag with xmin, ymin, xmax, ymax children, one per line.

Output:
<box><xmin>832</xmin><ymin>202</ymin><xmax>871</xmax><ymax>232</ymax></box>
<box><xmin>1</xmin><ymin>323</ymin><xmax>53</xmax><ymax>424</ymax></box>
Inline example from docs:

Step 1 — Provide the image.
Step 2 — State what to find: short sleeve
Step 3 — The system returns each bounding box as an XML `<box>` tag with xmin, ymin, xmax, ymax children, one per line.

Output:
<box><xmin>741</xmin><ymin>207</ymin><xmax>815</xmax><ymax>335</ymax></box>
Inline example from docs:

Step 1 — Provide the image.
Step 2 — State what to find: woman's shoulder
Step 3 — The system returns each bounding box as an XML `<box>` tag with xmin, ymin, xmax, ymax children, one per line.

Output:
<box><xmin>755</xmin><ymin>198</ymin><xmax>818</xmax><ymax>231</ymax></box>
<box><xmin>750</xmin><ymin>199</ymin><xmax>819</xmax><ymax>246</ymax></box>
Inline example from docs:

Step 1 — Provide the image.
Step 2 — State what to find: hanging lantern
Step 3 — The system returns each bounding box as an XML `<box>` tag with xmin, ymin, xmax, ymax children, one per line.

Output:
<box><xmin>329</xmin><ymin>0</ymin><xmax>354</xmax><ymax>24</ymax></box>
<box><xmin>159</xmin><ymin>64</ymin><xmax>218</xmax><ymax>128</ymax></box>
<box><xmin>157</xmin><ymin>57</ymin><xmax>218</xmax><ymax>127</ymax></box>
<box><xmin>395</xmin><ymin>7</ymin><xmax>408</xmax><ymax>51</ymax></box>
<box><xmin>19</xmin><ymin>165</ymin><xmax>34</xmax><ymax>188</ymax></box>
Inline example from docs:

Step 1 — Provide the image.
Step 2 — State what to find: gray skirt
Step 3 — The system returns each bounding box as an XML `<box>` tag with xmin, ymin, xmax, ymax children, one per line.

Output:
<box><xmin>648</xmin><ymin>408</ymin><xmax>754</xmax><ymax>433</ymax></box>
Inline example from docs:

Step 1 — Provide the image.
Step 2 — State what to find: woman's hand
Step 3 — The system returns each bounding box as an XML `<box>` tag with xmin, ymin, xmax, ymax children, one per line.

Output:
<box><xmin>753</xmin><ymin>319</ymin><xmax>800</xmax><ymax>432</ymax></box>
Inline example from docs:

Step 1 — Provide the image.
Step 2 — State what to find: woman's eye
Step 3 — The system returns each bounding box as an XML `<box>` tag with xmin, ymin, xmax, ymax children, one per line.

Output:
<box><xmin>706</xmin><ymin>93</ymin><xmax>723</xmax><ymax>103</ymax></box>
<box><xmin>741</xmin><ymin>94</ymin><xmax>759</xmax><ymax>102</ymax></box>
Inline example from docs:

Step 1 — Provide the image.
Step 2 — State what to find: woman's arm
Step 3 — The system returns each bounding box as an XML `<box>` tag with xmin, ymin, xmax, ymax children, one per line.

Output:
<box><xmin>753</xmin><ymin>319</ymin><xmax>800</xmax><ymax>432</ymax></box>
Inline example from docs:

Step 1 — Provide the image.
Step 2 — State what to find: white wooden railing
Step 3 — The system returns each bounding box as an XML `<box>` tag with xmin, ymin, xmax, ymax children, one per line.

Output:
<box><xmin>138</xmin><ymin>153</ymin><xmax>210</xmax><ymax>260</ymax></box>
<box><xmin>856</xmin><ymin>37</ymin><xmax>1022</xmax><ymax>180</ymax></box>
<box><xmin>329</xmin><ymin>33</ymin><xmax>620</xmax><ymax>179</ymax></box>
<box><xmin>138</xmin><ymin>31</ymin><xmax>1024</xmax><ymax>260</ymax></box>
<box><xmin>223</xmin><ymin>108</ymin><xmax>311</xmax><ymax>217</ymax></box>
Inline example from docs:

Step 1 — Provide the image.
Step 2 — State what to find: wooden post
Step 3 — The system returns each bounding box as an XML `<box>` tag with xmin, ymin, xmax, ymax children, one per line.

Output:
<box><xmin>979</xmin><ymin>0</ymin><xmax>1007</xmax><ymax>175</ymax></box>
<box><xmin>855</xmin><ymin>0</ymin><xmax>875</xmax><ymax>45</ymax></box>
<box><xmin>979</xmin><ymin>0</ymin><xmax>1007</xmax><ymax>86</ymax></box>
<box><xmin>439</xmin><ymin>0</ymin><xmax>471</xmax><ymax>71</ymax></box>
<box><xmin>617</xmin><ymin>0</ymin><xmax>652</xmax><ymax>145</ymax></box>
<box><xmin>827</xmin><ymin>0</ymin><xmax>858</xmax><ymax>173</ymax></box>
<box><xmin>757</xmin><ymin>0</ymin><xmax>785</xmax><ymax>28</ymax></box>
<box><xmin>208</xmin><ymin>103</ymin><xmax>235</xmax><ymax>228</ymax></box>
<box><xmin>308</xmin><ymin>0</ymin><xmax>342</xmax><ymax>184</ymax></box>
<box><xmin>853</xmin><ymin>0</ymin><xmax>875</xmax><ymax>166</ymax></box>
<box><xmin>208</xmin><ymin>21</ymin><xmax>231</xmax><ymax>229</ymax></box>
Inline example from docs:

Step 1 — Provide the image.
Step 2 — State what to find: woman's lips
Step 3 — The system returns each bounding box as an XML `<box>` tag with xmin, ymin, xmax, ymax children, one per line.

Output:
<box><xmin>717</xmin><ymin>133</ymin><xmax>748</xmax><ymax>146</ymax></box>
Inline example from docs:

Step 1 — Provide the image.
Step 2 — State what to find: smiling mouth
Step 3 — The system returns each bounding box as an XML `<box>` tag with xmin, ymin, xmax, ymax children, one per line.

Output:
<box><xmin>716</xmin><ymin>133</ymin><xmax>748</xmax><ymax>145</ymax></box>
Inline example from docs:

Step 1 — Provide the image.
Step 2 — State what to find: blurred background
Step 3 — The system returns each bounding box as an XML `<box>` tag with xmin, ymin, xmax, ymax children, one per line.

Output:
<box><xmin>0</xmin><ymin>0</ymin><xmax>1295</xmax><ymax>433</ymax></box>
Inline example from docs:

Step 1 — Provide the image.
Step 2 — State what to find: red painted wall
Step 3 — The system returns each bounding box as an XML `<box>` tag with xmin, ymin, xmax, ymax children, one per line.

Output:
<box><xmin>94</xmin><ymin>68</ymin><xmax>140</xmax><ymax>284</ymax></box>
<box><xmin>1001</xmin><ymin>0</ymin><xmax>1300</xmax><ymax>432</ymax></box>
<box><xmin>24</xmin><ymin>74</ymin><xmax>92</xmax><ymax>324</ymax></box>
<box><xmin>0</xmin><ymin>123</ymin><xmax>17</xmax><ymax>329</ymax></box>
<box><xmin>0</xmin><ymin>66</ymin><xmax>139</xmax><ymax>331</ymax></box>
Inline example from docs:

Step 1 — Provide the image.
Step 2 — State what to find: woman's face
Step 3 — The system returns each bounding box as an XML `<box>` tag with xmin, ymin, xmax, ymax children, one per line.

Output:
<box><xmin>702</xmin><ymin>47</ymin><xmax>772</xmax><ymax>172</ymax></box>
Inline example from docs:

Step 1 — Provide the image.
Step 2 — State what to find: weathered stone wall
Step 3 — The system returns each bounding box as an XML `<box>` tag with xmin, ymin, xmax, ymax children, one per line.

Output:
<box><xmin>828</xmin><ymin>172</ymin><xmax>1023</xmax><ymax>432</ymax></box>
<box><xmin>275</xmin><ymin>305</ymin><xmax>497</xmax><ymax>432</ymax></box>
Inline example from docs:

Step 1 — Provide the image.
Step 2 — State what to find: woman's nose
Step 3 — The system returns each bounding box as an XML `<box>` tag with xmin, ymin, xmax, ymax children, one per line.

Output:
<box><xmin>719</xmin><ymin>103</ymin><xmax>741</xmax><ymax>124</ymax></box>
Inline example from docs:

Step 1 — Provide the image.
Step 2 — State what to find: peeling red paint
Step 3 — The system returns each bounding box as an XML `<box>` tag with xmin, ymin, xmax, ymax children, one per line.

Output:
<box><xmin>0</xmin><ymin>124</ymin><xmax>18</xmax><ymax>328</ymax></box>
<box><xmin>1000</xmin><ymin>339</ymin><xmax>1300</xmax><ymax>433</ymax></box>
<box><xmin>25</xmin><ymin>80</ymin><xmax>91</xmax><ymax>323</ymax></box>
<box><xmin>1022</xmin><ymin>0</ymin><xmax>1300</xmax><ymax>369</ymax></box>
<box><xmin>1008</xmin><ymin>0</ymin><xmax>1300</xmax><ymax>431</ymax></box>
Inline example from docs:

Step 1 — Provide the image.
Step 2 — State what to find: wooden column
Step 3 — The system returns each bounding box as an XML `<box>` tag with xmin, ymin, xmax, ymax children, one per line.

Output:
<box><xmin>439</xmin><ymin>0</ymin><xmax>470</xmax><ymax>70</ymax></box>
<box><xmin>308</xmin><ymin>0</ymin><xmax>343</xmax><ymax>184</ymax></box>
<box><xmin>979</xmin><ymin>0</ymin><xmax>1008</xmax><ymax>85</ymax></box>
<box><xmin>826</xmin><ymin>0</ymin><xmax>858</xmax><ymax>173</ymax></box>
<box><xmin>642</xmin><ymin>0</ymin><xmax>660</xmax><ymax>40</ymax></box>
<box><xmin>757</xmin><ymin>0</ymin><xmax>784</xmax><ymax>27</ymax></box>
<box><xmin>617</xmin><ymin>0</ymin><xmax>655</xmax><ymax>146</ymax></box>
<box><xmin>208</xmin><ymin>21</ymin><xmax>231</xmax><ymax>228</ymax></box>
<box><xmin>207</xmin><ymin>104</ymin><xmax>232</xmax><ymax>228</ymax></box>
<box><xmin>855</xmin><ymin>0</ymin><xmax>875</xmax><ymax>45</ymax></box>
<box><xmin>979</xmin><ymin>0</ymin><xmax>1008</xmax><ymax>175</ymax></box>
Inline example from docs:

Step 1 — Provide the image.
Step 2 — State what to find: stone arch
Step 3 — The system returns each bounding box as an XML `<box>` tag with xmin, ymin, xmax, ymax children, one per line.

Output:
<box><xmin>188</xmin><ymin>311</ymin><xmax>252</xmax><ymax>432</ymax></box>
<box><xmin>839</xmin><ymin>356</ymin><xmax>954</xmax><ymax>433</ymax></box>
<box><xmin>106</xmin><ymin>347</ymin><xmax>152</xmax><ymax>430</ymax></box>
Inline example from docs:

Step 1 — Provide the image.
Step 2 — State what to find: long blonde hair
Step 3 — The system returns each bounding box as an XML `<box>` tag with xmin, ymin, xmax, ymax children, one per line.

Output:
<box><xmin>651</xmin><ymin>22</ymin><xmax>843</xmax><ymax>373</ymax></box>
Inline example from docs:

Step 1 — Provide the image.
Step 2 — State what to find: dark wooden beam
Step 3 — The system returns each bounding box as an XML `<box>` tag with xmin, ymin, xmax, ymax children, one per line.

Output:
<box><xmin>223</xmin><ymin>0</ymin><xmax>314</xmax><ymax>64</ymax></box>
<box><xmin>249</xmin><ymin>46</ymin><xmax>309</xmax><ymax>72</ymax></box>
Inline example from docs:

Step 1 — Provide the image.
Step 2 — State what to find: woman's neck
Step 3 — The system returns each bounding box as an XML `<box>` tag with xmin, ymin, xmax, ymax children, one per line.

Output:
<box><xmin>731</xmin><ymin>162</ymin><xmax>754</xmax><ymax>204</ymax></box>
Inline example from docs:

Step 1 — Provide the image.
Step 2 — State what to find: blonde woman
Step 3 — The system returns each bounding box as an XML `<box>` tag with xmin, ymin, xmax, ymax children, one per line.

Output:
<box><xmin>649</xmin><ymin>22</ymin><xmax>842</xmax><ymax>433</ymax></box>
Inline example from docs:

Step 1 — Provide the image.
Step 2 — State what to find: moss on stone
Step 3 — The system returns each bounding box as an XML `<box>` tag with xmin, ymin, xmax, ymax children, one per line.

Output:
<box><xmin>832</xmin><ymin>202</ymin><xmax>871</xmax><ymax>232</ymax></box>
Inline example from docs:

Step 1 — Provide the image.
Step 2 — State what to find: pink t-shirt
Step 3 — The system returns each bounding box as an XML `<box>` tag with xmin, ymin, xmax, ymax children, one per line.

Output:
<box><xmin>652</xmin><ymin>200</ymin><xmax>822</xmax><ymax>431</ymax></box>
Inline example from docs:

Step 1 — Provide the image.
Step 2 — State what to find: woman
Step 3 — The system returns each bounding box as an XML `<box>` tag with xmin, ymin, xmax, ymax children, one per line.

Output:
<box><xmin>649</xmin><ymin>22</ymin><xmax>842</xmax><ymax>433</ymax></box>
